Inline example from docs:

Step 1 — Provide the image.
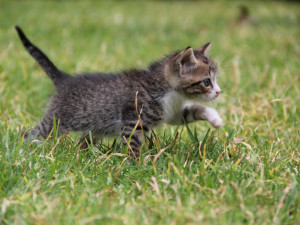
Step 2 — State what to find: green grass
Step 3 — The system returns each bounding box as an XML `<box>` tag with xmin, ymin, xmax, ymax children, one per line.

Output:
<box><xmin>0</xmin><ymin>1</ymin><xmax>299</xmax><ymax>224</ymax></box>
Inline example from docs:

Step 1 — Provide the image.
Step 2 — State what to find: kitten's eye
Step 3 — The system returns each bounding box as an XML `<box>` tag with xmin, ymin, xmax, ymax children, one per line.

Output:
<box><xmin>202</xmin><ymin>79</ymin><xmax>210</xmax><ymax>87</ymax></box>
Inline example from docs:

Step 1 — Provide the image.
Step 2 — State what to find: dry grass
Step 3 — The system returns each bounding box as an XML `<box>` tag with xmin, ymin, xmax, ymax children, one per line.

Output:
<box><xmin>0</xmin><ymin>1</ymin><xmax>299</xmax><ymax>224</ymax></box>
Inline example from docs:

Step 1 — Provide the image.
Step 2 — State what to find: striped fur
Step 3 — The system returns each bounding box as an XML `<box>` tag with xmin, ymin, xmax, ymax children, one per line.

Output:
<box><xmin>17</xmin><ymin>26</ymin><xmax>223</xmax><ymax>158</ymax></box>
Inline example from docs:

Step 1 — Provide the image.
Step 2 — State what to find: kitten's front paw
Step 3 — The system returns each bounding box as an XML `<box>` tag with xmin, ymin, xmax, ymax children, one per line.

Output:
<box><xmin>203</xmin><ymin>108</ymin><xmax>223</xmax><ymax>128</ymax></box>
<box><xmin>210</xmin><ymin>116</ymin><xmax>223</xmax><ymax>128</ymax></box>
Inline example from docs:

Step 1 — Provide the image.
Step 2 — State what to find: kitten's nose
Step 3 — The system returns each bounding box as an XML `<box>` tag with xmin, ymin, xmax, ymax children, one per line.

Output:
<box><xmin>216</xmin><ymin>91</ymin><xmax>221</xmax><ymax>96</ymax></box>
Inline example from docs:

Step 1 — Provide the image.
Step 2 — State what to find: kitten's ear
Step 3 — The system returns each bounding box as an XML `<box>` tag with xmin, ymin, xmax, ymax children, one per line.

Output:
<box><xmin>196</xmin><ymin>42</ymin><xmax>211</xmax><ymax>55</ymax></box>
<box><xmin>175</xmin><ymin>47</ymin><xmax>198</xmax><ymax>74</ymax></box>
<box><xmin>164</xmin><ymin>47</ymin><xmax>197</xmax><ymax>87</ymax></box>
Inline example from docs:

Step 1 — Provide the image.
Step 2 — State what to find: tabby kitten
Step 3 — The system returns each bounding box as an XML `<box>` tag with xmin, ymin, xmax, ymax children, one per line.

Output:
<box><xmin>16</xmin><ymin>26</ymin><xmax>222</xmax><ymax>158</ymax></box>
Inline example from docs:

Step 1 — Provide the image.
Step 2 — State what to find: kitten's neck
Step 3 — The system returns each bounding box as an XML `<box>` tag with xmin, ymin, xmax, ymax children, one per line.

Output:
<box><xmin>143</xmin><ymin>58</ymin><xmax>173</xmax><ymax>99</ymax></box>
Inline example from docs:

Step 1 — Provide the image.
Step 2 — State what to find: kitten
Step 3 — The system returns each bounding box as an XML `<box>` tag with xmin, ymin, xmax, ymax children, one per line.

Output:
<box><xmin>16</xmin><ymin>26</ymin><xmax>222</xmax><ymax>158</ymax></box>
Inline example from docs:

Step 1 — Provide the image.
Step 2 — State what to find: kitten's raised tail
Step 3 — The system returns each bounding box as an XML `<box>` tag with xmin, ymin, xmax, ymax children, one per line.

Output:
<box><xmin>15</xmin><ymin>26</ymin><xmax>69</xmax><ymax>86</ymax></box>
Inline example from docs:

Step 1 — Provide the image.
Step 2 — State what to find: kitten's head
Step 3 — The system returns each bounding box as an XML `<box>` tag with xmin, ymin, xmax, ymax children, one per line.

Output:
<box><xmin>164</xmin><ymin>43</ymin><xmax>220</xmax><ymax>101</ymax></box>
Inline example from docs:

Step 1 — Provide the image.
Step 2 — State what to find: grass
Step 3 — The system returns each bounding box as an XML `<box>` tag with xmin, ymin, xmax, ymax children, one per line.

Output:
<box><xmin>0</xmin><ymin>1</ymin><xmax>299</xmax><ymax>224</ymax></box>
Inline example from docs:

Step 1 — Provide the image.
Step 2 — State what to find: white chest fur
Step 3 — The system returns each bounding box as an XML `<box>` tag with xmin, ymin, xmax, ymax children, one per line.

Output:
<box><xmin>160</xmin><ymin>91</ymin><xmax>185</xmax><ymax>124</ymax></box>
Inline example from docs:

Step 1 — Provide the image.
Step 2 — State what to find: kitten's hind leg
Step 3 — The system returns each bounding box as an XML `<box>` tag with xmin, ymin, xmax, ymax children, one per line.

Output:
<box><xmin>23</xmin><ymin>126</ymin><xmax>43</xmax><ymax>145</ymax></box>
<box><xmin>122</xmin><ymin>124</ymin><xmax>144</xmax><ymax>159</ymax></box>
<box><xmin>24</xmin><ymin>116</ymin><xmax>65</xmax><ymax>143</ymax></box>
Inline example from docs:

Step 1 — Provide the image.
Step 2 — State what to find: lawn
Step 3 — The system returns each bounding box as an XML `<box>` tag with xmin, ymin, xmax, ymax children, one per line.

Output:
<box><xmin>0</xmin><ymin>1</ymin><xmax>299</xmax><ymax>224</ymax></box>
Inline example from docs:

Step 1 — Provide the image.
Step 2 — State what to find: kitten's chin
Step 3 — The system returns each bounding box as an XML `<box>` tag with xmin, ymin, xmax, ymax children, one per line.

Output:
<box><xmin>180</xmin><ymin>92</ymin><xmax>218</xmax><ymax>102</ymax></box>
<box><xmin>185</xmin><ymin>94</ymin><xmax>215</xmax><ymax>102</ymax></box>
<box><xmin>199</xmin><ymin>95</ymin><xmax>218</xmax><ymax>102</ymax></box>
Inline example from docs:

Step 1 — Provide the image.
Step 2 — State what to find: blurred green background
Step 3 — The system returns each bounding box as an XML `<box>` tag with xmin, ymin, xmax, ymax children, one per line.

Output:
<box><xmin>0</xmin><ymin>1</ymin><xmax>299</xmax><ymax>225</ymax></box>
